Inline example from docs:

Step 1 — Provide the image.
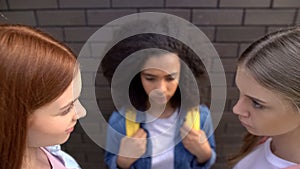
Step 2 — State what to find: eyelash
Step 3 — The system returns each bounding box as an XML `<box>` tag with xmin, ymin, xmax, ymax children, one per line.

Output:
<box><xmin>61</xmin><ymin>102</ymin><xmax>75</xmax><ymax>115</ymax></box>
<box><xmin>252</xmin><ymin>100</ymin><xmax>263</xmax><ymax>109</ymax></box>
<box><xmin>144</xmin><ymin>76</ymin><xmax>175</xmax><ymax>81</ymax></box>
<box><xmin>145</xmin><ymin>77</ymin><xmax>154</xmax><ymax>81</ymax></box>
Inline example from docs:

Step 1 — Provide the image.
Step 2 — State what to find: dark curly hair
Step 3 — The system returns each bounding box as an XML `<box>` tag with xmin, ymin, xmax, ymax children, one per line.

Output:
<box><xmin>100</xmin><ymin>33</ymin><xmax>208</xmax><ymax>112</ymax></box>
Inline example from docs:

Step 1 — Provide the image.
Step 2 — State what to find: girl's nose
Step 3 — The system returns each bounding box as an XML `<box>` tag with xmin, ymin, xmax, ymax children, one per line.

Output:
<box><xmin>74</xmin><ymin>100</ymin><xmax>87</xmax><ymax>119</ymax></box>
<box><xmin>233</xmin><ymin>97</ymin><xmax>250</xmax><ymax>118</ymax></box>
<box><xmin>156</xmin><ymin>80</ymin><xmax>167</xmax><ymax>92</ymax></box>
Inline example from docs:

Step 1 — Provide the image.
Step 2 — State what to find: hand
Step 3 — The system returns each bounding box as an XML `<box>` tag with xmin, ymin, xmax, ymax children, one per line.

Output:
<box><xmin>180</xmin><ymin>123</ymin><xmax>212</xmax><ymax>163</ymax></box>
<box><xmin>117</xmin><ymin>128</ymin><xmax>147</xmax><ymax>168</ymax></box>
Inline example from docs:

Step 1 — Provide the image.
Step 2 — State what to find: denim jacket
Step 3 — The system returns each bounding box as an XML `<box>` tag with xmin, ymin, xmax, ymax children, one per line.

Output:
<box><xmin>105</xmin><ymin>105</ymin><xmax>216</xmax><ymax>169</ymax></box>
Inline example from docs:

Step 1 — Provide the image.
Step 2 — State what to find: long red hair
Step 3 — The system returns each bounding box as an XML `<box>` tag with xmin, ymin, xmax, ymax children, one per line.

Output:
<box><xmin>0</xmin><ymin>24</ymin><xmax>78</xmax><ymax>169</ymax></box>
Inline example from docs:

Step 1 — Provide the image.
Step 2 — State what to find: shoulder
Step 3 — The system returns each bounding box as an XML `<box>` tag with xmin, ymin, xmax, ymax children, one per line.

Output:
<box><xmin>107</xmin><ymin>109</ymin><xmax>127</xmax><ymax>134</ymax></box>
<box><xmin>233</xmin><ymin>142</ymin><xmax>266</xmax><ymax>169</ymax></box>
<box><xmin>108</xmin><ymin>109</ymin><xmax>126</xmax><ymax>124</ymax></box>
<box><xmin>199</xmin><ymin>104</ymin><xmax>210</xmax><ymax>114</ymax></box>
<box><xmin>199</xmin><ymin>104</ymin><xmax>211</xmax><ymax>121</ymax></box>
<box><xmin>45</xmin><ymin>145</ymin><xmax>81</xmax><ymax>169</ymax></box>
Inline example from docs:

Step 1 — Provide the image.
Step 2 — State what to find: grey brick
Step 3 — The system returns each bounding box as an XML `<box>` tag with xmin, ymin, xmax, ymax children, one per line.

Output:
<box><xmin>0</xmin><ymin>13</ymin><xmax>8</xmax><ymax>23</ymax></box>
<box><xmin>81</xmin><ymin>72</ymin><xmax>96</xmax><ymax>86</ymax></box>
<box><xmin>0</xmin><ymin>0</ymin><xmax>7</xmax><ymax>9</ymax></box>
<box><xmin>209</xmin><ymin>72</ymin><xmax>235</xmax><ymax>86</ymax></box>
<box><xmin>193</xmin><ymin>9</ymin><xmax>243</xmax><ymax>25</ymax></box>
<box><xmin>0</xmin><ymin>11</ymin><xmax>36</xmax><ymax>25</ymax></box>
<box><xmin>297</xmin><ymin>11</ymin><xmax>300</xmax><ymax>24</ymax></box>
<box><xmin>112</xmin><ymin>0</ymin><xmax>163</xmax><ymax>7</ymax></box>
<box><xmin>226</xmin><ymin>86</ymin><xmax>239</xmax><ymax>99</ymax></box>
<box><xmin>267</xmin><ymin>26</ymin><xmax>290</xmax><ymax>34</ymax></box>
<box><xmin>220</xmin><ymin>0</ymin><xmax>270</xmax><ymax>8</ymax></box>
<box><xmin>81</xmin><ymin>86</ymin><xmax>111</xmax><ymax>99</ymax></box>
<box><xmin>227</xmin><ymin>123</ymin><xmax>246</xmax><ymax>134</ymax></box>
<box><xmin>37</xmin><ymin>10</ymin><xmax>85</xmax><ymax>26</ymax></box>
<box><xmin>39</xmin><ymin>27</ymin><xmax>64</xmax><ymax>41</ymax></box>
<box><xmin>226</xmin><ymin>72</ymin><xmax>235</xmax><ymax>86</ymax></box>
<box><xmin>273</xmin><ymin>0</ymin><xmax>300</xmax><ymax>7</ymax></box>
<box><xmin>8</xmin><ymin>0</ymin><xmax>57</xmax><ymax>9</ymax></box>
<box><xmin>95</xmin><ymin>87</ymin><xmax>111</xmax><ymax>99</ymax></box>
<box><xmin>64</xmin><ymin>27</ymin><xmax>98</xmax><ymax>42</ymax></box>
<box><xmin>139</xmin><ymin>9</ymin><xmax>191</xmax><ymax>21</ymax></box>
<box><xmin>67</xmin><ymin>42</ymin><xmax>85</xmax><ymax>55</ymax></box>
<box><xmin>239</xmin><ymin>43</ymin><xmax>251</xmax><ymax>55</ymax></box>
<box><xmin>221</xmin><ymin>111</ymin><xmax>240</xmax><ymax>122</ymax></box>
<box><xmin>224</xmin><ymin>99</ymin><xmax>234</xmax><ymax>112</ymax></box>
<box><xmin>216</xmin><ymin>27</ymin><xmax>265</xmax><ymax>42</ymax></box>
<box><xmin>217</xmin><ymin>58</ymin><xmax>237</xmax><ymax>73</ymax></box>
<box><xmin>166</xmin><ymin>0</ymin><xmax>218</xmax><ymax>7</ymax></box>
<box><xmin>87</xmin><ymin>9</ymin><xmax>137</xmax><ymax>25</ymax></box>
<box><xmin>197</xmin><ymin>26</ymin><xmax>215</xmax><ymax>41</ymax></box>
<box><xmin>59</xmin><ymin>0</ymin><xmax>109</xmax><ymax>8</ymax></box>
<box><xmin>213</xmin><ymin>43</ymin><xmax>238</xmax><ymax>58</ymax></box>
<box><xmin>245</xmin><ymin>9</ymin><xmax>295</xmax><ymax>25</ymax></box>
<box><xmin>95</xmin><ymin>73</ymin><xmax>110</xmax><ymax>86</ymax></box>
<box><xmin>215</xmin><ymin>135</ymin><xmax>244</xmax><ymax>144</ymax></box>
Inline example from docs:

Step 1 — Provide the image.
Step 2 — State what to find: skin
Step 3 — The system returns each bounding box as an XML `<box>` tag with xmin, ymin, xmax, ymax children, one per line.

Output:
<box><xmin>233</xmin><ymin>66</ymin><xmax>300</xmax><ymax>163</ymax></box>
<box><xmin>141</xmin><ymin>52</ymin><xmax>181</xmax><ymax>118</ymax></box>
<box><xmin>117</xmin><ymin>53</ymin><xmax>212</xmax><ymax>168</ymax></box>
<box><xmin>24</xmin><ymin>71</ymin><xmax>86</xmax><ymax>168</ymax></box>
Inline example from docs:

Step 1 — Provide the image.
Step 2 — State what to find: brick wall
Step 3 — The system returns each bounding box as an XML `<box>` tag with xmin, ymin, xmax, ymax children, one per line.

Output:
<box><xmin>1</xmin><ymin>0</ymin><xmax>299</xmax><ymax>168</ymax></box>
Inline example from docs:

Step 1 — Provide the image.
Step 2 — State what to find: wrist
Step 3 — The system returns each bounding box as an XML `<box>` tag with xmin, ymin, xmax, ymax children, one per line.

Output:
<box><xmin>196</xmin><ymin>147</ymin><xmax>212</xmax><ymax>163</ymax></box>
<box><xmin>117</xmin><ymin>156</ymin><xmax>134</xmax><ymax>169</ymax></box>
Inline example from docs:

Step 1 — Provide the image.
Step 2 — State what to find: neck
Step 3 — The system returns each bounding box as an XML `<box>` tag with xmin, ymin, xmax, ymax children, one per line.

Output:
<box><xmin>22</xmin><ymin>146</ymin><xmax>50</xmax><ymax>169</ymax></box>
<box><xmin>147</xmin><ymin>102</ymin><xmax>175</xmax><ymax>118</ymax></box>
<box><xmin>271</xmin><ymin>126</ymin><xmax>300</xmax><ymax>164</ymax></box>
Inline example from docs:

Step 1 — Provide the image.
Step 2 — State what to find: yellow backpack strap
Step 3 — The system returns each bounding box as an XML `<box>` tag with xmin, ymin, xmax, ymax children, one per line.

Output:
<box><xmin>125</xmin><ymin>109</ymin><xmax>140</xmax><ymax>137</ymax></box>
<box><xmin>185</xmin><ymin>106</ymin><xmax>200</xmax><ymax>131</ymax></box>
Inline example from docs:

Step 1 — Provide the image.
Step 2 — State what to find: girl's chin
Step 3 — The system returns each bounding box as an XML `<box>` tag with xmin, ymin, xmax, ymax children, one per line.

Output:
<box><xmin>150</xmin><ymin>98</ymin><xmax>168</xmax><ymax>105</ymax></box>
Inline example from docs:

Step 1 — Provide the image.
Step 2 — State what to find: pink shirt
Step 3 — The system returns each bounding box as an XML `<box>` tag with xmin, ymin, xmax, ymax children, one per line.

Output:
<box><xmin>41</xmin><ymin>147</ymin><xmax>69</xmax><ymax>169</ymax></box>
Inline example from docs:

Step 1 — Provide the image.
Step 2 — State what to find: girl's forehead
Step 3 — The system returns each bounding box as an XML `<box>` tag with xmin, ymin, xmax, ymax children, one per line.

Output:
<box><xmin>142</xmin><ymin>53</ymin><xmax>180</xmax><ymax>70</ymax></box>
<box><xmin>236</xmin><ymin>67</ymin><xmax>292</xmax><ymax>107</ymax></box>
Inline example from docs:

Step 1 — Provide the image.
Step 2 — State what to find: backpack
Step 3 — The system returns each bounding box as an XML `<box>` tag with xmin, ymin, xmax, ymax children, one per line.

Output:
<box><xmin>125</xmin><ymin>107</ymin><xmax>200</xmax><ymax>137</ymax></box>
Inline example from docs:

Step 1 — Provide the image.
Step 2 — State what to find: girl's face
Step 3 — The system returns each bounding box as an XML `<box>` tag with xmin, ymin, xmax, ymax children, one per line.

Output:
<box><xmin>233</xmin><ymin>67</ymin><xmax>300</xmax><ymax>136</ymax></box>
<box><xmin>27</xmin><ymin>71</ymin><xmax>86</xmax><ymax>147</ymax></box>
<box><xmin>141</xmin><ymin>53</ymin><xmax>180</xmax><ymax>106</ymax></box>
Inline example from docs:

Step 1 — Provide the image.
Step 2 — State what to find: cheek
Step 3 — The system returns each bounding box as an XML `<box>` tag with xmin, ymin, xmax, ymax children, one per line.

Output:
<box><xmin>141</xmin><ymin>80</ymin><xmax>152</xmax><ymax>94</ymax></box>
<box><xmin>29</xmin><ymin>116</ymin><xmax>71</xmax><ymax>136</ymax></box>
<box><xmin>253</xmin><ymin>112</ymin><xmax>299</xmax><ymax>135</ymax></box>
<box><xmin>169</xmin><ymin>82</ymin><xmax>178</xmax><ymax>92</ymax></box>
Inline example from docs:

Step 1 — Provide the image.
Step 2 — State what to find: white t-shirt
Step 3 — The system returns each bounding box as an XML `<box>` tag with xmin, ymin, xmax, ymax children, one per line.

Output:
<box><xmin>144</xmin><ymin>109</ymin><xmax>178</xmax><ymax>169</ymax></box>
<box><xmin>234</xmin><ymin>138</ymin><xmax>297</xmax><ymax>169</ymax></box>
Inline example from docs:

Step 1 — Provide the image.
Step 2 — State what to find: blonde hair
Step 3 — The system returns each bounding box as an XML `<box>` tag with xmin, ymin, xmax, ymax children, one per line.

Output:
<box><xmin>229</xmin><ymin>26</ymin><xmax>300</xmax><ymax>166</ymax></box>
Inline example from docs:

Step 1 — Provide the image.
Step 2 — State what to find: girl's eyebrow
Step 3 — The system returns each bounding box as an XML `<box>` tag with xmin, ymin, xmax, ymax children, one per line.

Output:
<box><xmin>141</xmin><ymin>72</ymin><xmax>178</xmax><ymax>77</ymax></box>
<box><xmin>245</xmin><ymin>95</ymin><xmax>266</xmax><ymax>104</ymax></box>
<box><xmin>59</xmin><ymin>97</ymin><xmax>80</xmax><ymax>110</ymax></box>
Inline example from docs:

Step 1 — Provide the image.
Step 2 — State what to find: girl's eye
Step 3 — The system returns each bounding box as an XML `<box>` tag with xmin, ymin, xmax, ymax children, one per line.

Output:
<box><xmin>252</xmin><ymin>100</ymin><xmax>263</xmax><ymax>109</ymax></box>
<box><xmin>61</xmin><ymin>103</ymin><xmax>74</xmax><ymax>115</ymax></box>
<box><xmin>166</xmin><ymin>76</ymin><xmax>175</xmax><ymax>81</ymax></box>
<box><xmin>145</xmin><ymin>76</ymin><xmax>155</xmax><ymax>81</ymax></box>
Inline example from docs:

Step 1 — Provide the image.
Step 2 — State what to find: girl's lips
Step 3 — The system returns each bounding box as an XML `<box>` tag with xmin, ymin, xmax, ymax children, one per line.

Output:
<box><xmin>66</xmin><ymin>126</ymin><xmax>74</xmax><ymax>133</ymax></box>
<box><xmin>240</xmin><ymin>120</ymin><xmax>252</xmax><ymax>129</ymax></box>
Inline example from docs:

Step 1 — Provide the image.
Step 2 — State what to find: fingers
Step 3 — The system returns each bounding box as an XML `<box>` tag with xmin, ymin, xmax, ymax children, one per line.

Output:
<box><xmin>133</xmin><ymin>128</ymin><xmax>147</xmax><ymax>138</ymax></box>
<box><xmin>180</xmin><ymin>123</ymin><xmax>194</xmax><ymax>138</ymax></box>
<box><xmin>180</xmin><ymin>126</ymin><xmax>208</xmax><ymax>143</ymax></box>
